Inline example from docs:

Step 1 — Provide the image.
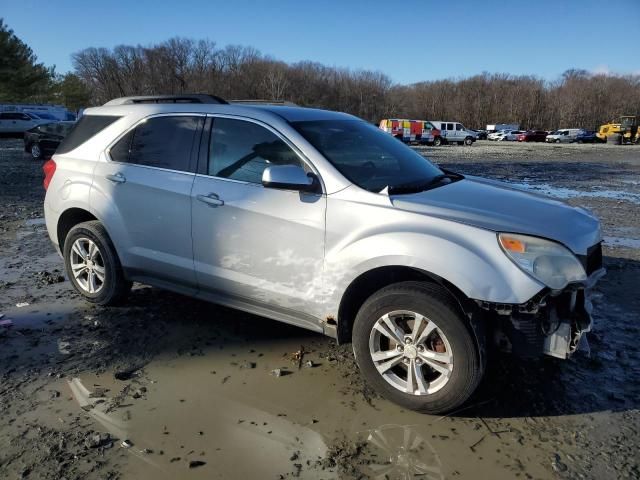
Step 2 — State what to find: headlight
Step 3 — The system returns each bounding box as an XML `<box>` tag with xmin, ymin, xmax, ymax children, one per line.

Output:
<box><xmin>498</xmin><ymin>233</ymin><xmax>586</xmax><ymax>290</ymax></box>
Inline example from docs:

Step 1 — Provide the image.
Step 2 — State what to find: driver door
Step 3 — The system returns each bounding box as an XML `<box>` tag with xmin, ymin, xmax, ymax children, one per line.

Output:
<box><xmin>191</xmin><ymin>116</ymin><xmax>326</xmax><ymax>324</ymax></box>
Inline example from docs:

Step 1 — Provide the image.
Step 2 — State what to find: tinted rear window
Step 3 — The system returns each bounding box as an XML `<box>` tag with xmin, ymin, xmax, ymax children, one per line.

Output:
<box><xmin>109</xmin><ymin>116</ymin><xmax>201</xmax><ymax>172</ymax></box>
<box><xmin>56</xmin><ymin>115</ymin><xmax>121</xmax><ymax>154</ymax></box>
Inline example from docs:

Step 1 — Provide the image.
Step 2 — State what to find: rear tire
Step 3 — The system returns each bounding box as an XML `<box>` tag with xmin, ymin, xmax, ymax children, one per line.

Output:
<box><xmin>352</xmin><ymin>281</ymin><xmax>484</xmax><ymax>414</ymax></box>
<box><xmin>63</xmin><ymin>221</ymin><xmax>131</xmax><ymax>305</ymax></box>
<box><xmin>30</xmin><ymin>143</ymin><xmax>42</xmax><ymax>159</ymax></box>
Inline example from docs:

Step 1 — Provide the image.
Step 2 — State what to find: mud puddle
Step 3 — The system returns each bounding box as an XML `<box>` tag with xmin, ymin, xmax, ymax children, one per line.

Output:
<box><xmin>2</xmin><ymin>139</ymin><xmax>640</xmax><ymax>479</ymax></box>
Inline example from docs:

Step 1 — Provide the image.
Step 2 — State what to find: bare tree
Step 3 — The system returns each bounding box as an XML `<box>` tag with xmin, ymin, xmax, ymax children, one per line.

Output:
<box><xmin>71</xmin><ymin>39</ymin><xmax>640</xmax><ymax>126</ymax></box>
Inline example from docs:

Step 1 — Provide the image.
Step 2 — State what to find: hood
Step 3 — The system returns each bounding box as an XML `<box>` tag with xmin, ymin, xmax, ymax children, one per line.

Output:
<box><xmin>390</xmin><ymin>176</ymin><xmax>601</xmax><ymax>254</ymax></box>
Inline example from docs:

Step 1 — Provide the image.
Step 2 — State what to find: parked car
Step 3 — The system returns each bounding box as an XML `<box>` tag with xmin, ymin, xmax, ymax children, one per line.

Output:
<box><xmin>487</xmin><ymin>130</ymin><xmax>506</xmax><ymax>141</ymax></box>
<box><xmin>486</xmin><ymin>123</ymin><xmax>519</xmax><ymax>134</ymax></box>
<box><xmin>575</xmin><ymin>130</ymin><xmax>602</xmax><ymax>143</ymax></box>
<box><xmin>516</xmin><ymin>130</ymin><xmax>548</xmax><ymax>142</ymax></box>
<box><xmin>30</xmin><ymin>112</ymin><xmax>60</xmax><ymax>122</ymax></box>
<box><xmin>429</xmin><ymin>121</ymin><xmax>477</xmax><ymax>145</ymax></box>
<box><xmin>24</xmin><ymin>121</ymin><xmax>76</xmax><ymax>159</ymax></box>
<box><xmin>471</xmin><ymin>129</ymin><xmax>488</xmax><ymax>140</ymax></box>
<box><xmin>0</xmin><ymin>111</ymin><xmax>47</xmax><ymax>136</ymax></box>
<box><xmin>546</xmin><ymin>129</ymin><xmax>582</xmax><ymax>143</ymax></box>
<box><xmin>491</xmin><ymin>130</ymin><xmax>522</xmax><ymax>141</ymax></box>
<box><xmin>0</xmin><ymin>103</ymin><xmax>75</xmax><ymax>121</ymax></box>
<box><xmin>44</xmin><ymin>94</ymin><xmax>604</xmax><ymax>414</ymax></box>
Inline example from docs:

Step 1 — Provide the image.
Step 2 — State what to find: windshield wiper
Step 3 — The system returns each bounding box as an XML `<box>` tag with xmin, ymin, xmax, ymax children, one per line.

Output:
<box><xmin>386</xmin><ymin>174</ymin><xmax>450</xmax><ymax>195</ymax></box>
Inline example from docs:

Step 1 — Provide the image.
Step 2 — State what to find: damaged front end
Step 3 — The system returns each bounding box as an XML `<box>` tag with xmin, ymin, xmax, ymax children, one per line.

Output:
<box><xmin>479</xmin><ymin>243</ymin><xmax>605</xmax><ymax>360</ymax></box>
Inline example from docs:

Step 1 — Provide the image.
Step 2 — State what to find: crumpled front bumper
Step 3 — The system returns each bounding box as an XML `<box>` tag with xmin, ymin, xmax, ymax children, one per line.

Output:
<box><xmin>479</xmin><ymin>268</ymin><xmax>606</xmax><ymax>360</ymax></box>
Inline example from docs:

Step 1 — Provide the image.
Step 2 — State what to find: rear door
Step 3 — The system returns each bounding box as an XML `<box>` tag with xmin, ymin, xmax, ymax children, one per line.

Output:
<box><xmin>191</xmin><ymin>116</ymin><xmax>326</xmax><ymax>325</ymax></box>
<box><xmin>92</xmin><ymin>114</ymin><xmax>203</xmax><ymax>289</ymax></box>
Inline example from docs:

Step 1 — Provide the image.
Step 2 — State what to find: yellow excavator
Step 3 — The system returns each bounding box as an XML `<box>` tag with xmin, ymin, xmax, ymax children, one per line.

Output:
<box><xmin>596</xmin><ymin>115</ymin><xmax>640</xmax><ymax>144</ymax></box>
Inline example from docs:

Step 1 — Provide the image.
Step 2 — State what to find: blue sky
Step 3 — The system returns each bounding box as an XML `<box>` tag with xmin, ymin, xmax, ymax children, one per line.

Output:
<box><xmin>2</xmin><ymin>0</ymin><xmax>639</xmax><ymax>84</ymax></box>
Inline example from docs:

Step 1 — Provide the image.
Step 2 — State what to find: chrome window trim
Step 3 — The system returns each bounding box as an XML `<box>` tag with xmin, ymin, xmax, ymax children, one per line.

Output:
<box><xmin>104</xmin><ymin>112</ymin><xmax>206</xmax><ymax>174</ymax></box>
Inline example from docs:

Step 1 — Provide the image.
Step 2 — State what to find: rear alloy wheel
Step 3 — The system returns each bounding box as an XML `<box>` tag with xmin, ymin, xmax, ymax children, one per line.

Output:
<box><xmin>352</xmin><ymin>281</ymin><xmax>484</xmax><ymax>414</ymax></box>
<box><xmin>30</xmin><ymin>143</ymin><xmax>42</xmax><ymax>159</ymax></box>
<box><xmin>64</xmin><ymin>221</ymin><xmax>131</xmax><ymax>305</ymax></box>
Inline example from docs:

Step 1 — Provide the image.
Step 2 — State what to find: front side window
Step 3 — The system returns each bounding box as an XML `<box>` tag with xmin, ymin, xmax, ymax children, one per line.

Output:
<box><xmin>292</xmin><ymin>119</ymin><xmax>444</xmax><ymax>193</ymax></box>
<box><xmin>208</xmin><ymin>117</ymin><xmax>303</xmax><ymax>183</ymax></box>
<box><xmin>109</xmin><ymin>116</ymin><xmax>201</xmax><ymax>172</ymax></box>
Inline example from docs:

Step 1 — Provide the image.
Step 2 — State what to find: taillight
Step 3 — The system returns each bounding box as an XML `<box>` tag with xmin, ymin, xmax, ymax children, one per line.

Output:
<box><xmin>43</xmin><ymin>159</ymin><xmax>56</xmax><ymax>190</ymax></box>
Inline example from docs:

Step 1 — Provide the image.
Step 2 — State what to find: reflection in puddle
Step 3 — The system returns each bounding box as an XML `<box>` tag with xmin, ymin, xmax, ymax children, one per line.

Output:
<box><xmin>358</xmin><ymin>425</ymin><xmax>444</xmax><ymax>480</ymax></box>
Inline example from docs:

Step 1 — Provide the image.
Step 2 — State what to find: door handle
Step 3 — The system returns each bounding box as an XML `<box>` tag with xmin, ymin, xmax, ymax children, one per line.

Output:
<box><xmin>197</xmin><ymin>193</ymin><xmax>224</xmax><ymax>207</ymax></box>
<box><xmin>106</xmin><ymin>173</ymin><xmax>126</xmax><ymax>184</ymax></box>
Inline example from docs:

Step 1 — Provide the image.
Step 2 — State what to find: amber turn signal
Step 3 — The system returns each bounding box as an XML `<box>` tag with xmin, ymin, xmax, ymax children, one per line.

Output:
<box><xmin>499</xmin><ymin>235</ymin><xmax>526</xmax><ymax>253</ymax></box>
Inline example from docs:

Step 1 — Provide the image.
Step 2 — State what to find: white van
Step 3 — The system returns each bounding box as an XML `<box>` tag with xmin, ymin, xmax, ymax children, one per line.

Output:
<box><xmin>430</xmin><ymin>121</ymin><xmax>477</xmax><ymax>145</ymax></box>
<box><xmin>546</xmin><ymin>129</ymin><xmax>583</xmax><ymax>143</ymax></box>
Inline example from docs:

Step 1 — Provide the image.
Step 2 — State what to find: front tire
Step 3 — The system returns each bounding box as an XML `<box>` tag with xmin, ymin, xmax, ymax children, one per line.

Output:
<box><xmin>464</xmin><ymin>137</ymin><xmax>474</xmax><ymax>146</ymax></box>
<box><xmin>433</xmin><ymin>137</ymin><xmax>442</xmax><ymax>147</ymax></box>
<box><xmin>352</xmin><ymin>281</ymin><xmax>483</xmax><ymax>414</ymax></box>
<box><xmin>63</xmin><ymin>221</ymin><xmax>131</xmax><ymax>305</ymax></box>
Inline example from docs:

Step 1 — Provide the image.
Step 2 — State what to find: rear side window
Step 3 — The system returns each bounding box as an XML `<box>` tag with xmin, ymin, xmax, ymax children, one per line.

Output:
<box><xmin>57</xmin><ymin>115</ymin><xmax>121</xmax><ymax>154</ymax></box>
<box><xmin>110</xmin><ymin>116</ymin><xmax>201</xmax><ymax>172</ymax></box>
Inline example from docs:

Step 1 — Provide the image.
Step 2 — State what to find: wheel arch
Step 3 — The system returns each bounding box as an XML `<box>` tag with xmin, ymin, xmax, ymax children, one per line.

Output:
<box><xmin>56</xmin><ymin>207</ymin><xmax>98</xmax><ymax>252</ymax></box>
<box><xmin>336</xmin><ymin>265</ymin><xmax>474</xmax><ymax>344</ymax></box>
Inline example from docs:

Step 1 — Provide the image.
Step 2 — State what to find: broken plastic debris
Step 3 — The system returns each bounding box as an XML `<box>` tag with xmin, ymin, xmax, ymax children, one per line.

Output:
<box><xmin>120</xmin><ymin>439</ymin><xmax>134</xmax><ymax>449</ymax></box>
<box><xmin>0</xmin><ymin>319</ymin><xmax>12</xmax><ymax>327</ymax></box>
<box><xmin>16</xmin><ymin>302</ymin><xmax>29</xmax><ymax>308</ymax></box>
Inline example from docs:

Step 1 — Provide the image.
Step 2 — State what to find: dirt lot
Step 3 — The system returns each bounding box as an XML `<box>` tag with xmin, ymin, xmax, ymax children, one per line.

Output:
<box><xmin>1</xmin><ymin>139</ymin><xmax>639</xmax><ymax>480</ymax></box>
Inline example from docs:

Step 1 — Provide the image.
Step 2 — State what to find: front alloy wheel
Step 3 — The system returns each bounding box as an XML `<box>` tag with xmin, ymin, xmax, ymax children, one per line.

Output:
<box><xmin>369</xmin><ymin>310</ymin><xmax>453</xmax><ymax>395</ymax></box>
<box><xmin>352</xmin><ymin>281</ymin><xmax>484</xmax><ymax>414</ymax></box>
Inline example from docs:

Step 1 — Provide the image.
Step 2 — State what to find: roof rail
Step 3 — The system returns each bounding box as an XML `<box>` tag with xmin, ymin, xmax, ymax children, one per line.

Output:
<box><xmin>230</xmin><ymin>99</ymin><xmax>298</xmax><ymax>106</ymax></box>
<box><xmin>103</xmin><ymin>94</ymin><xmax>228</xmax><ymax>106</ymax></box>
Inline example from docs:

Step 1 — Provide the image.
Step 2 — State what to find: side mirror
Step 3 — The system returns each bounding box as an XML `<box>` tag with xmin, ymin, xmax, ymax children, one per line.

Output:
<box><xmin>262</xmin><ymin>165</ymin><xmax>319</xmax><ymax>193</ymax></box>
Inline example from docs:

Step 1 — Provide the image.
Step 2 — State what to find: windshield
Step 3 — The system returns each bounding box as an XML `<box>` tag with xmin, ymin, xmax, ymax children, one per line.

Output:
<box><xmin>291</xmin><ymin>119</ymin><xmax>443</xmax><ymax>192</ymax></box>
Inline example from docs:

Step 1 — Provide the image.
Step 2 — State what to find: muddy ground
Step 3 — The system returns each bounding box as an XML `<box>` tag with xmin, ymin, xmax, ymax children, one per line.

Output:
<box><xmin>0</xmin><ymin>139</ymin><xmax>639</xmax><ymax>480</ymax></box>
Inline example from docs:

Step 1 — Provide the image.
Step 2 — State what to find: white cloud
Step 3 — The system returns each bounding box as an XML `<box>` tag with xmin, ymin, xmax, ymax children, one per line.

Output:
<box><xmin>592</xmin><ymin>64</ymin><xmax>611</xmax><ymax>75</ymax></box>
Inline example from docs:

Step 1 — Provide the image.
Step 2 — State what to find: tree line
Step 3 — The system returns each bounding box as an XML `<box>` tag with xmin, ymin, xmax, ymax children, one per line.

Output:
<box><xmin>2</xmin><ymin>18</ymin><xmax>639</xmax><ymax>130</ymax></box>
<box><xmin>0</xmin><ymin>19</ymin><xmax>91</xmax><ymax>110</ymax></box>
<box><xmin>71</xmin><ymin>38</ymin><xmax>640</xmax><ymax>130</ymax></box>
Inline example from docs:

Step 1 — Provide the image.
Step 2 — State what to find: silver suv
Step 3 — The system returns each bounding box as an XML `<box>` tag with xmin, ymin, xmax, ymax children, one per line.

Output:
<box><xmin>43</xmin><ymin>95</ymin><xmax>605</xmax><ymax>414</ymax></box>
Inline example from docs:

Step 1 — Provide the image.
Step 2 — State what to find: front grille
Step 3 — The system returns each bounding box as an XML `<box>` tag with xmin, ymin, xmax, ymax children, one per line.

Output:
<box><xmin>583</xmin><ymin>242</ymin><xmax>603</xmax><ymax>275</ymax></box>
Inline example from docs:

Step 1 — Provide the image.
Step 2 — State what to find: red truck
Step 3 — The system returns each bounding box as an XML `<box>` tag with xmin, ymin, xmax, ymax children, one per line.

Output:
<box><xmin>379</xmin><ymin>119</ymin><xmax>442</xmax><ymax>145</ymax></box>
